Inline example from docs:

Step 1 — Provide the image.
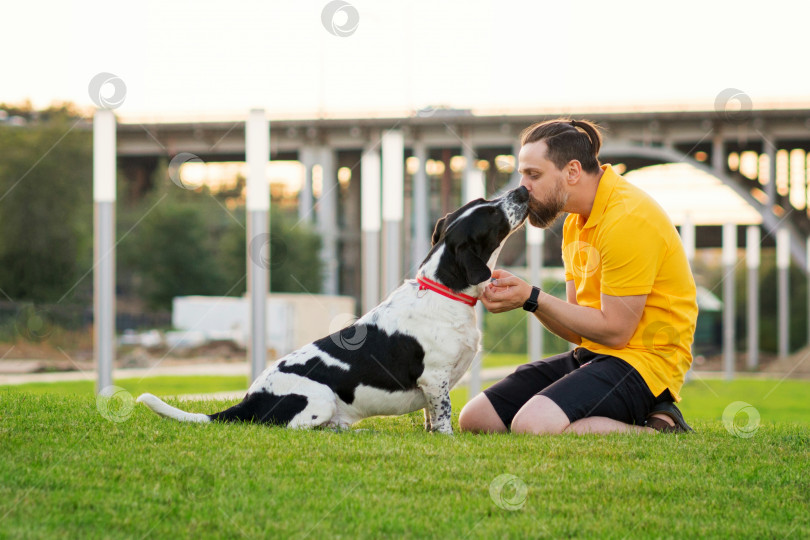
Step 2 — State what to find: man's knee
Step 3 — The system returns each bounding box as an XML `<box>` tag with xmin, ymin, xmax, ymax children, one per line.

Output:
<box><xmin>511</xmin><ymin>395</ymin><xmax>570</xmax><ymax>435</ymax></box>
<box><xmin>458</xmin><ymin>393</ymin><xmax>507</xmax><ymax>433</ymax></box>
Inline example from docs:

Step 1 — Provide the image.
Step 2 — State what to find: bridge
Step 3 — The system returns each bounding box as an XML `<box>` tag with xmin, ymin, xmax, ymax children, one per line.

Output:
<box><xmin>116</xmin><ymin>106</ymin><xmax>810</xmax><ymax>303</ymax></box>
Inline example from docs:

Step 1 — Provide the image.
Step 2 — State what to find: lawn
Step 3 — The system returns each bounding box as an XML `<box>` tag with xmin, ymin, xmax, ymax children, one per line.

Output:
<box><xmin>1</xmin><ymin>378</ymin><xmax>808</xmax><ymax>538</ymax></box>
<box><xmin>0</xmin><ymin>354</ymin><xmax>527</xmax><ymax>398</ymax></box>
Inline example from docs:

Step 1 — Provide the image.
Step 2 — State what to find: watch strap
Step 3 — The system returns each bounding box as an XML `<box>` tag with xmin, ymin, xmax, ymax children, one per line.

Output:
<box><xmin>522</xmin><ymin>286</ymin><xmax>541</xmax><ymax>313</ymax></box>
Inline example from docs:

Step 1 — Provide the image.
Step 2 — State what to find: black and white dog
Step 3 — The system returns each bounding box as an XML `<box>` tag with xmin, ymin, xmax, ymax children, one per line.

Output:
<box><xmin>137</xmin><ymin>186</ymin><xmax>529</xmax><ymax>434</ymax></box>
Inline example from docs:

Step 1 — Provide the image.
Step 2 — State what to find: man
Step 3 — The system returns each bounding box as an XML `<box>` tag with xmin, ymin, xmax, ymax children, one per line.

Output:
<box><xmin>458</xmin><ymin>119</ymin><xmax>698</xmax><ymax>435</ymax></box>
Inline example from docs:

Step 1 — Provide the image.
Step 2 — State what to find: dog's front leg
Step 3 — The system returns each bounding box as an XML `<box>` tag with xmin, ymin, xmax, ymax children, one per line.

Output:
<box><xmin>421</xmin><ymin>382</ymin><xmax>452</xmax><ymax>435</ymax></box>
<box><xmin>423</xmin><ymin>407</ymin><xmax>432</xmax><ymax>431</ymax></box>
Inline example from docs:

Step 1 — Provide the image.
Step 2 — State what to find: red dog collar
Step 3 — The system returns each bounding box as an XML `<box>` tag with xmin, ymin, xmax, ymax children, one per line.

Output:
<box><xmin>416</xmin><ymin>276</ymin><xmax>478</xmax><ymax>306</ymax></box>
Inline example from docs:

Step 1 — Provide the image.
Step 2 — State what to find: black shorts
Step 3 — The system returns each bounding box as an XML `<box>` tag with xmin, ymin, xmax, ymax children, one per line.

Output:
<box><xmin>483</xmin><ymin>348</ymin><xmax>671</xmax><ymax>429</ymax></box>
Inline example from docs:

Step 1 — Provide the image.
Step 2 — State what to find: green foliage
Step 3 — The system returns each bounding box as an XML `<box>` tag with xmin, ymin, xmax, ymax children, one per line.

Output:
<box><xmin>482</xmin><ymin>278</ymin><xmax>570</xmax><ymax>355</ymax></box>
<box><xmin>123</xmin><ymin>197</ymin><xmax>232</xmax><ymax>310</ymax></box>
<box><xmin>0</xmin><ymin>114</ymin><xmax>92</xmax><ymax>302</ymax></box>
<box><xmin>119</xmin><ymin>165</ymin><xmax>323</xmax><ymax>310</ymax></box>
<box><xmin>218</xmin><ymin>206</ymin><xmax>323</xmax><ymax>296</ymax></box>
<box><xmin>750</xmin><ymin>254</ymin><xmax>808</xmax><ymax>352</ymax></box>
<box><xmin>709</xmin><ymin>251</ymin><xmax>810</xmax><ymax>354</ymax></box>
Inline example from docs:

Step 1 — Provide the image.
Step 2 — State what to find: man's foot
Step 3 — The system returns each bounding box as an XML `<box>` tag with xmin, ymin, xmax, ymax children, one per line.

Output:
<box><xmin>645</xmin><ymin>402</ymin><xmax>694</xmax><ymax>433</ymax></box>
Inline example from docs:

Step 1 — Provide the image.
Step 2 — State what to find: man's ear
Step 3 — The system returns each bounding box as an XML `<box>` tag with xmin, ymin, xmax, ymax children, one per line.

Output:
<box><xmin>566</xmin><ymin>160</ymin><xmax>582</xmax><ymax>184</ymax></box>
<box><xmin>431</xmin><ymin>216</ymin><xmax>448</xmax><ymax>246</ymax></box>
<box><xmin>456</xmin><ymin>247</ymin><xmax>492</xmax><ymax>285</ymax></box>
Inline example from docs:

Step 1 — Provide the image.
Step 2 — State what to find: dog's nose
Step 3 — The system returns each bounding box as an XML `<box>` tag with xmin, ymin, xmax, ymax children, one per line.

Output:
<box><xmin>513</xmin><ymin>186</ymin><xmax>529</xmax><ymax>202</ymax></box>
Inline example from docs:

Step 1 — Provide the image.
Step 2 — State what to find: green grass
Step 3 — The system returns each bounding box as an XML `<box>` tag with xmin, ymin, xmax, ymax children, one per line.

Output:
<box><xmin>0</xmin><ymin>354</ymin><xmax>524</xmax><ymax>397</ymax></box>
<box><xmin>1</xmin><ymin>380</ymin><xmax>809</xmax><ymax>538</ymax></box>
<box><xmin>0</xmin><ymin>375</ymin><xmax>251</xmax><ymax>397</ymax></box>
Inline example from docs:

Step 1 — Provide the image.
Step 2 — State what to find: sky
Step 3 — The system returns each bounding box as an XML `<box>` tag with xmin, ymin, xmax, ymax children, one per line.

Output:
<box><xmin>4</xmin><ymin>0</ymin><xmax>810</xmax><ymax>120</ymax></box>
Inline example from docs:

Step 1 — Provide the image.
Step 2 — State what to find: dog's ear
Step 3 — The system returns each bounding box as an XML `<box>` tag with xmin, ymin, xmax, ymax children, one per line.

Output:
<box><xmin>456</xmin><ymin>247</ymin><xmax>492</xmax><ymax>285</ymax></box>
<box><xmin>431</xmin><ymin>216</ymin><xmax>448</xmax><ymax>246</ymax></box>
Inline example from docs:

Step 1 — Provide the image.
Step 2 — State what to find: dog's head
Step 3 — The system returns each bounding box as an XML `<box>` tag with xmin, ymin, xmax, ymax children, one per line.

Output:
<box><xmin>419</xmin><ymin>186</ymin><xmax>530</xmax><ymax>293</ymax></box>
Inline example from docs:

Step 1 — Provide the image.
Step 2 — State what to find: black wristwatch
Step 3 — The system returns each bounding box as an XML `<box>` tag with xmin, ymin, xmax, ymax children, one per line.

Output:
<box><xmin>522</xmin><ymin>286</ymin><xmax>541</xmax><ymax>313</ymax></box>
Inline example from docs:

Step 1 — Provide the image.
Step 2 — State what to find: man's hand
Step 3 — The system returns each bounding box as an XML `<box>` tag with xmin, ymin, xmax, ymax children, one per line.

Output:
<box><xmin>480</xmin><ymin>269</ymin><xmax>534</xmax><ymax>313</ymax></box>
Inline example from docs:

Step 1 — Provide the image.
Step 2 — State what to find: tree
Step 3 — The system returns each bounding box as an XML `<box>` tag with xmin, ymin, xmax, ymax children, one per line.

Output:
<box><xmin>0</xmin><ymin>109</ymin><xmax>92</xmax><ymax>302</ymax></box>
<box><xmin>125</xmin><ymin>192</ymin><xmax>231</xmax><ymax>311</ymax></box>
<box><xmin>219</xmin><ymin>206</ymin><xmax>324</xmax><ymax>296</ymax></box>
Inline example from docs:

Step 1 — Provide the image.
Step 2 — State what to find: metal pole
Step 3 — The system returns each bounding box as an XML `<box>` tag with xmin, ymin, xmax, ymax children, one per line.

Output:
<box><xmin>93</xmin><ymin>109</ymin><xmax>116</xmax><ymax>393</ymax></box>
<box><xmin>806</xmin><ymin>236</ymin><xmax>810</xmax><ymax>347</ymax></box>
<box><xmin>722</xmin><ymin>223</ymin><xmax>737</xmax><ymax>381</ymax></box>
<box><xmin>382</xmin><ymin>129</ymin><xmax>404</xmax><ymax>296</ymax></box>
<box><xmin>361</xmin><ymin>145</ymin><xmax>381</xmax><ymax>313</ymax></box>
<box><xmin>246</xmin><ymin>109</ymin><xmax>269</xmax><ymax>383</ymax></box>
<box><xmin>679</xmin><ymin>213</ymin><xmax>696</xmax><ymax>382</ymax></box>
<box><xmin>777</xmin><ymin>227</ymin><xmax>790</xmax><ymax>358</ymax></box>
<box><xmin>746</xmin><ymin>225</ymin><xmax>760</xmax><ymax>370</ymax></box>
<box><xmin>464</xmin><ymin>168</ymin><xmax>486</xmax><ymax>399</ymax></box>
<box><xmin>527</xmin><ymin>226</ymin><xmax>544</xmax><ymax>363</ymax></box>
<box><xmin>680</xmin><ymin>213</ymin><xmax>696</xmax><ymax>265</ymax></box>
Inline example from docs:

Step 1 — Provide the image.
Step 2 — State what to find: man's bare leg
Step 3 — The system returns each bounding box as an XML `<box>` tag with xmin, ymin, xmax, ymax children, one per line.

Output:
<box><xmin>458</xmin><ymin>393</ymin><xmax>508</xmax><ymax>433</ymax></box>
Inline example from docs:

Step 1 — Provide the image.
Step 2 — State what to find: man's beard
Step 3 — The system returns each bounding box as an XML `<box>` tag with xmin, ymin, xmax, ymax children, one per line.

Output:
<box><xmin>527</xmin><ymin>184</ymin><xmax>568</xmax><ymax>229</ymax></box>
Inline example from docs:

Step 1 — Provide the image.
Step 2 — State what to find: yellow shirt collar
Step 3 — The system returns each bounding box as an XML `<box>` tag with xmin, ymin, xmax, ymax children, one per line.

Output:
<box><xmin>581</xmin><ymin>164</ymin><xmax>620</xmax><ymax>229</ymax></box>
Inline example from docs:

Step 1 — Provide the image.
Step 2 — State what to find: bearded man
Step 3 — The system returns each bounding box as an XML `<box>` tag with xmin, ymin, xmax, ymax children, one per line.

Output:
<box><xmin>459</xmin><ymin>119</ymin><xmax>698</xmax><ymax>435</ymax></box>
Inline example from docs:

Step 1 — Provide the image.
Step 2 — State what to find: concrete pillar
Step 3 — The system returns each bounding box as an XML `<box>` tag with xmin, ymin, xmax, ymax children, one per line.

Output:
<box><xmin>746</xmin><ymin>225</ymin><xmax>760</xmax><ymax>370</ymax></box>
<box><xmin>317</xmin><ymin>147</ymin><xmax>339</xmax><ymax>295</ymax></box>
<box><xmin>722</xmin><ymin>223</ymin><xmax>737</xmax><ymax>381</ymax></box>
<box><xmin>361</xmin><ymin>145</ymin><xmax>381</xmax><ymax>313</ymax></box>
<box><xmin>246</xmin><ymin>109</ymin><xmax>270</xmax><ymax>382</ymax></box>
<box><xmin>777</xmin><ymin>227</ymin><xmax>790</xmax><ymax>358</ymax></box>
<box><xmin>93</xmin><ymin>109</ymin><xmax>116</xmax><ymax>393</ymax></box>
<box><xmin>411</xmin><ymin>142</ymin><xmax>430</xmax><ymax>269</ymax></box>
<box><xmin>298</xmin><ymin>146</ymin><xmax>315</xmax><ymax>224</ymax></box>
<box><xmin>712</xmin><ymin>132</ymin><xmax>725</xmax><ymax>175</ymax></box>
<box><xmin>382</xmin><ymin>130</ymin><xmax>404</xmax><ymax>296</ymax></box>
<box><xmin>527</xmin><ymin>226</ymin><xmax>544</xmax><ymax>363</ymax></box>
<box><xmin>764</xmin><ymin>136</ymin><xmax>777</xmax><ymax>206</ymax></box>
<box><xmin>512</xmin><ymin>139</ymin><xmax>522</xmax><ymax>188</ymax></box>
<box><xmin>462</xmin><ymin>130</ymin><xmax>477</xmax><ymax>202</ymax></box>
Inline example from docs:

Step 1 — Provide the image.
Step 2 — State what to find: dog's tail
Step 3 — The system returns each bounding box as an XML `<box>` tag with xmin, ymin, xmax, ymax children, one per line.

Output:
<box><xmin>136</xmin><ymin>393</ymin><xmax>212</xmax><ymax>423</ymax></box>
<box><xmin>136</xmin><ymin>391</ymin><xmax>312</xmax><ymax>425</ymax></box>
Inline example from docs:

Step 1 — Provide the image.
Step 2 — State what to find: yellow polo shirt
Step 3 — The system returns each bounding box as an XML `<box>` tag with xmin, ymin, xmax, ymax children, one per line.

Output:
<box><xmin>562</xmin><ymin>164</ymin><xmax>698</xmax><ymax>401</ymax></box>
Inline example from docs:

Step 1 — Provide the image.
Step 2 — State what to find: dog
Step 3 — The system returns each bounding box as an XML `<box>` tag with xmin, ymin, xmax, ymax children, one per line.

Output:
<box><xmin>136</xmin><ymin>186</ymin><xmax>530</xmax><ymax>434</ymax></box>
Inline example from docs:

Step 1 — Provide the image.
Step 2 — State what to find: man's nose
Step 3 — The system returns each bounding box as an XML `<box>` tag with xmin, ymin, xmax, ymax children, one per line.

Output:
<box><xmin>519</xmin><ymin>176</ymin><xmax>531</xmax><ymax>191</ymax></box>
